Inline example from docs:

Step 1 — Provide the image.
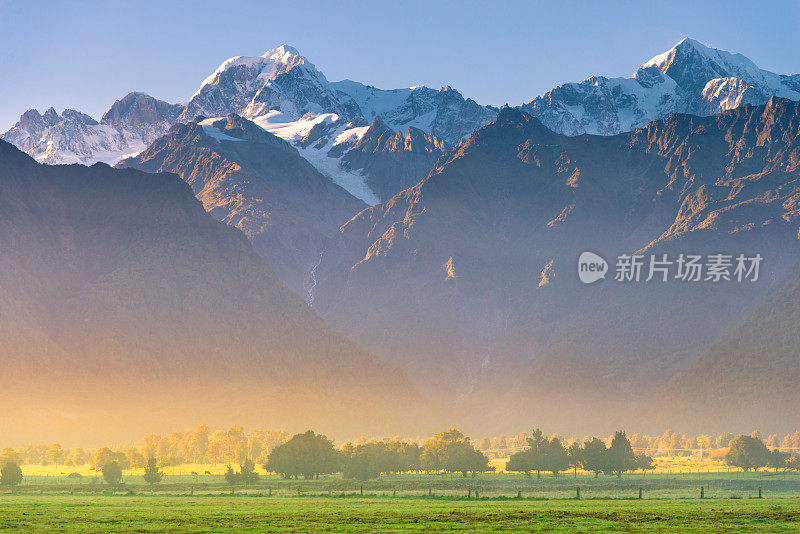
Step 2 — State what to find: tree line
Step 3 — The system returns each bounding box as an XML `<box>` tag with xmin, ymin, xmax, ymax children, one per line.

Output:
<box><xmin>506</xmin><ymin>430</ymin><xmax>656</xmax><ymax>478</ymax></box>
<box><xmin>3</xmin><ymin>426</ymin><xmax>800</xmax><ymax>490</ymax></box>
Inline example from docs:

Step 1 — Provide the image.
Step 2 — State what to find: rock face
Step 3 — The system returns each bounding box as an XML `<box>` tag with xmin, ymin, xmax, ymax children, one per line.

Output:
<box><xmin>337</xmin><ymin>117</ymin><xmax>447</xmax><ymax>202</ymax></box>
<box><xmin>313</xmin><ymin>98</ymin><xmax>800</xmax><ymax>433</ymax></box>
<box><xmin>0</xmin><ymin>139</ymin><xmax>430</xmax><ymax>443</ymax></box>
<box><xmin>119</xmin><ymin>114</ymin><xmax>367</xmax><ymax>296</ymax></box>
<box><xmin>101</xmin><ymin>92</ymin><xmax>184</xmax><ymax>143</ymax></box>
<box><xmin>520</xmin><ymin>38</ymin><xmax>800</xmax><ymax>136</ymax></box>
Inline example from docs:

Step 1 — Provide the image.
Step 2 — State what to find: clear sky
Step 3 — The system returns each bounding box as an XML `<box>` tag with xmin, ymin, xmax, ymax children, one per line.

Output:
<box><xmin>1</xmin><ymin>0</ymin><xmax>798</xmax><ymax>131</ymax></box>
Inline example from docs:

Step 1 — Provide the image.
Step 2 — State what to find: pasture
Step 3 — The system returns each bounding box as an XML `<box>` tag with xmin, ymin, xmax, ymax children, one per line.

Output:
<box><xmin>2</xmin><ymin>469</ymin><xmax>800</xmax><ymax>532</ymax></box>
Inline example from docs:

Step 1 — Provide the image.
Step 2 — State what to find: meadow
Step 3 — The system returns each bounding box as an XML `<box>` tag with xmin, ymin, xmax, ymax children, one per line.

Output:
<box><xmin>2</xmin><ymin>469</ymin><xmax>800</xmax><ymax>532</ymax></box>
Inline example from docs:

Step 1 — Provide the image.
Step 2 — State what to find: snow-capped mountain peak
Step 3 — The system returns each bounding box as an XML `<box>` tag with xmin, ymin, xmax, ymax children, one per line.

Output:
<box><xmin>192</xmin><ymin>44</ymin><xmax>308</xmax><ymax>99</ymax></box>
<box><xmin>637</xmin><ymin>37</ymin><xmax>775</xmax><ymax>94</ymax></box>
<box><xmin>522</xmin><ymin>37</ymin><xmax>800</xmax><ymax>136</ymax></box>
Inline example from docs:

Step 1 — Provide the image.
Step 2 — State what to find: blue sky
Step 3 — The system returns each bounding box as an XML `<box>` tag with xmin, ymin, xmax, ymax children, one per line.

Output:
<box><xmin>1</xmin><ymin>0</ymin><xmax>798</xmax><ymax>131</ymax></box>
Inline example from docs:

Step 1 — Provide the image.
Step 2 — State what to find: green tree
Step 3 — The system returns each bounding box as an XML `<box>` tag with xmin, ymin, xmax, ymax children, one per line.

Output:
<box><xmin>239</xmin><ymin>459</ymin><xmax>259</xmax><ymax>485</ymax></box>
<box><xmin>0</xmin><ymin>462</ymin><xmax>23</xmax><ymax>489</ymax></box>
<box><xmin>635</xmin><ymin>453</ymin><xmax>655</xmax><ymax>473</ymax></box>
<box><xmin>264</xmin><ymin>430</ymin><xmax>340</xmax><ymax>480</ymax></box>
<box><xmin>725</xmin><ymin>435</ymin><xmax>770</xmax><ymax>472</ymax></box>
<box><xmin>581</xmin><ymin>438</ymin><xmax>607</xmax><ymax>478</ymax></box>
<box><xmin>605</xmin><ymin>431</ymin><xmax>637</xmax><ymax>478</ymax></box>
<box><xmin>102</xmin><ymin>461</ymin><xmax>123</xmax><ymax>487</ymax></box>
<box><xmin>343</xmin><ymin>451</ymin><xmax>379</xmax><ymax>481</ymax></box>
<box><xmin>506</xmin><ymin>431</ymin><xmax>568</xmax><ymax>478</ymax></box>
<box><xmin>768</xmin><ymin>449</ymin><xmax>789</xmax><ymax>472</ymax></box>
<box><xmin>142</xmin><ymin>457</ymin><xmax>164</xmax><ymax>489</ymax></box>
<box><xmin>505</xmin><ymin>449</ymin><xmax>534</xmax><ymax>477</ymax></box>
<box><xmin>543</xmin><ymin>437</ymin><xmax>569</xmax><ymax>477</ymax></box>
<box><xmin>224</xmin><ymin>465</ymin><xmax>238</xmax><ymax>486</ymax></box>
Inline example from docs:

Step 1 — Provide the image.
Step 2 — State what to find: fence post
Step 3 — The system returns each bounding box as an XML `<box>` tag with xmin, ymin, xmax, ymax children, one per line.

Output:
<box><xmin>576</xmin><ymin>486</ymin><xmax>580</xmax><ymax>500</ymax></box>
<box><xmin>638</xmin><ymin>486</ymin><xmax>642</xmax><ymax>500</ymax></box>
<box><xmin>700</xmin><ymin>486</ymin><xmax>704</xmax><ymax>499</ymax></box>
<box><xmin>517</xmin><ymin>489</ymin><xmax>522</xmax><ymax>499</ymax></box>
<box><xmin>475</xmin><ymin>489</ymin><xmax>479</xmax><ymax>499</ymax></box>
<box><xmin>360</xmin><ymin>486</ymin><xmax>363</xmax><ymax>496</ymax></box>
<box><xmin>758</xmin><ymin>486</ymin><xmax>762</xmax><ymax>499</ymax></box>
<box><xmin>468</xmin><ymin>489</ymin><xmax>471</xmax><ymax>499</ymax></box>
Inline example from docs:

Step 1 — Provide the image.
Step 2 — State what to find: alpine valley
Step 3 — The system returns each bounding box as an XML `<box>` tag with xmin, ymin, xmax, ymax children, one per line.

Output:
<box><xmin>2</xmin><ymin>38</ymin><xmax>800</xmax><ymax>440</ymax></box>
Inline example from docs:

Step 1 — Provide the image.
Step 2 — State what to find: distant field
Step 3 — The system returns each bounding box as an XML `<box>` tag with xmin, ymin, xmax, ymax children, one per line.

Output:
<box><xmin>1</xmin><ymin>494</ymin><xmax>800</xmax><ymax>533</ymax></box>
<box><xmin>3</xmin><ymin>469</ymin><xmax>800</xmax><ymax>532</ymax></box>
<box><xmin>12</xmin><ymin>467</ymin><xmax>800</xmax><ymax>499</ymax></box>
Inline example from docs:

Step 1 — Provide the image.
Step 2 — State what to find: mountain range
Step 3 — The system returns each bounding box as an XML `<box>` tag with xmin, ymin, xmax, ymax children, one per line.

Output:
<box><xmin>3</xmin><ymin>38</ymin><xmax>800</xmax><ymax>439</ymax></box>
<box><xmin>6</xmin><ymin>39</ymin><xmax>798</xmax><ymax>204</ymax></box>
<box><xmin>521</xmin><ymin>37</ymin><xmax>800</xmax><ymax>136</ymax></box>
<box><xmin>2</xmin><ymin>45</ymin><xmax>495</xmax><ymax>204</ymax></box>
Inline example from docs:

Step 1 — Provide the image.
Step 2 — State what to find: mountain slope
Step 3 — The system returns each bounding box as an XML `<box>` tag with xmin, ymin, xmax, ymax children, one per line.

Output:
<box><xmin>0</xmin><ymin>139</ymin><xmax>430</xmax><ymax>443</ymax></box>
<box><xmin>313</xmin><ymin>98</ymin><xmax>800</xmax><ymax>431</ymax></box>
<box><xmin>648</xmin><ymin>259</ymin><xmax>800</xmax><ymax>433</ymax></box>
<box><xmin>118</xmin><ymin>114</ymin><xmax>366</xmax><ymax>296</ymax></box>
<box><xmin>520</xmin><ymin>38</ymin><xmax>800</xmax><ymax>136</ymax></box>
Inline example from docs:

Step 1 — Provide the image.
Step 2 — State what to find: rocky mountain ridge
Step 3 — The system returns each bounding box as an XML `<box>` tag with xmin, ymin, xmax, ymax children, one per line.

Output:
<box><xmin>118</xmin><ymin>114</ymin><xmax>367</xmax><ymax>296</ymax></box>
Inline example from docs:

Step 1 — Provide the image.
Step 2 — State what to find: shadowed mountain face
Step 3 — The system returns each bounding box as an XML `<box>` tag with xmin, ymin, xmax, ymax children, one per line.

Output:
<box><xmin>118</xmin><ymin>114</ymin><xmax>366</xmax><ymax>297</ymax></box>
<box><xmin>0</xmin><ymin>140</ymin><xmax>431</xmax><ymax>444</ymax></box>
<box><xmin>650</xmin><ymin>259</ymin><xmax>800</xmax><ymax>433</ymax></box>
<box><xmin>337</xmin><ymin>117</ymin><xmax>447</xmax><ymax>202</ymax></box>
<box><xmin>313</xmin><ymin>98</ymin><xmax>800</xmax><ymax>433</ymax></box>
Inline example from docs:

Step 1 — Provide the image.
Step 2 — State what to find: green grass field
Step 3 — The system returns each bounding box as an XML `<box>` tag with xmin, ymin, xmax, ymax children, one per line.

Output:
<box><xmin>1</xmin><ymin>494</ymin><xmax>800</xmax><ymax>533</ymax></box>
<box><xmin>2</xmin><ymin>471</ymin><xmax>800</xmax><ymax>532</ymax></box>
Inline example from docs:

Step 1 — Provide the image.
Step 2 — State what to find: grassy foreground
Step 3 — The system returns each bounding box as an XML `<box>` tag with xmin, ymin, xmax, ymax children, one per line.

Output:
<box><xmin>1</xmin><ymin>495</ymin><xmax>800</xmax><ymax>533</ymax></box>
